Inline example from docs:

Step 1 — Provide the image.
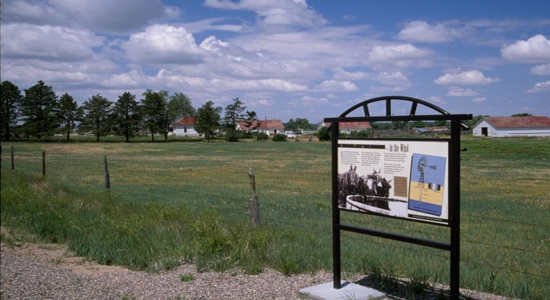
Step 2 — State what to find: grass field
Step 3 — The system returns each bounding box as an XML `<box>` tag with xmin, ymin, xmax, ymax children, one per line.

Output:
<box><xmin>1</xmin><ymin>136</ymin><xmax>549</xmax><ymax>299</ymax></box>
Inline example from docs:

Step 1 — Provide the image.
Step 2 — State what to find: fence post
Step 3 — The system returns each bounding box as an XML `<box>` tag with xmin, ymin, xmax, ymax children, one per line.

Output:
<box><xmin>11</xmin><ymin>147</ymin><xmax>15</xmax><ymax>170</ymax></box>
<box><xmin>104</xmin><ymin>155</ymin><xmax>111</xmax><ymax>191</ymax></box>
<box><xmin>42</xmin><ymin>151</ymin><xmax>46</xmax><ymax>176</ymax></box>
<box><xmin>248</xmin><ymin>168</ymin><xmax>260</xmax><ymax>226</ymax></box>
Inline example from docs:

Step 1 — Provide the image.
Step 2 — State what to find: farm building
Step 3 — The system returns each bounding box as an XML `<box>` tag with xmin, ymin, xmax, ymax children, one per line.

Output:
<box><xmin>472</xmin><ymin>116</ymin><xmax>550</xmax><ymax>137</ymax></box>
<box><xmin>318</xmin><ymin>120</ymin><xmax>372</xmax><ymax>134</ymax></box>
<box><xmin>236</xmin><ymin>119</ymin><xmax>285</xmax><ymax>135</ymax></box>
<box><xmin>171</xmin><ymin>116</ymin><xmax>199</xmax><ymax>136</ymax></box>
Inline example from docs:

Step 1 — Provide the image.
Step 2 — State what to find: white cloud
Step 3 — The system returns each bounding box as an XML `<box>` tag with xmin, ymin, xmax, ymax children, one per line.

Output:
<box><xmin>397</xmin><ymin>20</ymin><xmax>464</xmax><ymax>43</ymax></box>
<box><xmin>294</xmin><ymin>95</ymin><xmax>329</xmax><ymax>107</ymax></box>
<box><xmin>314</xmin><ymin>80</ymin><xmax>358</xmax><ymax>92</ymax></box>
<box><xmin>1</xmin><ymin>0</ymin><xmax>68</xmax><ymax>26</ymax></box>
<box><xmin>447</xmin><ymin>87</ymin><xmax>478</xmax><ymax>97</ymax></box>
<box><xmin>531</xmin><ymin>63</ymin><xmax>550</xmax><ymax>75</ymax></box>
<box><xmin>122</xmin><ymin>24</ymin><xmax>204</xmax><ymax>64</ymax></box>
<box><xmin>365</xmin><ymin>44</ymin><xmax>433</xmax><ymax>69</ymax></box>
<box><xmin>527</xmin><ymin>81</ymin><xmax>550</xmax><ymax>93</ymax></box>
<box><xmin>434</xmin><ymin>70</ymin><xmax>499</xmax><ymax>86</ymax></box>
<box><xmin>1</xmin><ymin>23</ymin><xmax>104</xmax><ymax>61</ymax></box>
<box><xmin>501</xmin><ymin>34</ymin><xmax>550</xmax><ymax>63</ymax></box>
<box><xmin>473</xmin><ymin>97</ymin><xmax>486</xmax><ymax>103</ymax></box>
<box><xmin>49</xmin><ymin>0</ymin><xmax>177</xmax><ymax>33</ymax></box>
<box><xmin>368</xmin><ymin>71</ymin><xmax>412</xmax><ymax>87</ymax></box>
<box><xmin>204</xmin><ymin>0</ymin><xmax>327</xmax><ymax>29</ymax></box>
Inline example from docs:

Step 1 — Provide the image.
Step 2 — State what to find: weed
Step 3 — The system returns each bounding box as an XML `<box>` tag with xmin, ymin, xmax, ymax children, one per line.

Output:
<box><xmin>120</xmin><ymin>293</ymin><xmax>136</xmax><ymax>300</ymax></box>
<box><xmin>179</xmin><ymin>274</ymin><xmax>195</xmax><ymax>282</ymax></box>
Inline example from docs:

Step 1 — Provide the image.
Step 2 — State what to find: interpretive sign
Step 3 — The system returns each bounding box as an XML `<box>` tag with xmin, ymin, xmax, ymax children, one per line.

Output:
<box><xmin>326</xmin><ymin>95</ymin><xmax>471</xmax><ymax>300</ymax></box>
<box><xmin>337</xmin><ymin>139</ymin><xmax>449</xmax><ymax>225</ymax></box>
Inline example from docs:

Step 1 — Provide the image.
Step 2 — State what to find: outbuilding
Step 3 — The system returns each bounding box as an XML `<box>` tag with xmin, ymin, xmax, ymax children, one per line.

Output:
<box><xmin>472</xmin><ymin>116</ymin><xmax>550</xmax><ymax>137</ymax></box>
<box><xmin>237</xmin><ymin>119</ymin><xmax>285</xmax><ymax>136</ymax></box>
<box><xmin>172</xmin><ymin>117</ymin><xmax>199</xmax><ymax>136</ymax></box>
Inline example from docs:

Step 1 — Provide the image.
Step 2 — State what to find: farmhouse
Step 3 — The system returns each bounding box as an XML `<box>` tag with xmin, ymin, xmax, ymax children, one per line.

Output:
<box><xmin>171</xmin><ymin>116</ymin><xmax>199</xmax><ymax>136</ymax></box>
<box><xmin>472</xmin><ymin>116</ymin><xmax>550</xmax><ymax>137</ymax></box>
<box><xmin>236</xmin><ymin>119</ymin><xmax>285</xmax><ymax>136</ymax></box>
<box><xmin>318</xmin><ymin>120</ymin><xmax>372</xmax><ymax>134</ymax></box>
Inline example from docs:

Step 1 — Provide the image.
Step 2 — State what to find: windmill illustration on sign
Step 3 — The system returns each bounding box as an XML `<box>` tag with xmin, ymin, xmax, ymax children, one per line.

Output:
<box><xmin>417</xmin><ymin>156</ymin><xmax>437</xmax><ymax>202</ymax></box>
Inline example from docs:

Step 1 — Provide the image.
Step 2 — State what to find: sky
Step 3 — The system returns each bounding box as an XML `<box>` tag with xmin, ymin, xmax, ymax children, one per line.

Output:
<box><xmin>2</xmin><ymin>0</ymin><xmax>550</xmax><ymax>123</ymax></box>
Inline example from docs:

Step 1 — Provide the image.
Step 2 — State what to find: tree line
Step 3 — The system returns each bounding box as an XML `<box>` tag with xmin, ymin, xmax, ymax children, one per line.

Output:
<box><xmin>1</xmin><ymin>80</ymin><xmax>262</xmax><ymax>142</ymax></box>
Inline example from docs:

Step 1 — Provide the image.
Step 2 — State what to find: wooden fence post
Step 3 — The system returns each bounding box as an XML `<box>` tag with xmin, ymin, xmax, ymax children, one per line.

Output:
<box><xmin>248</xmin><ymin>168</ymin><xmax>260</xmax><ymax>226</ymax></box>
<box><xmin>104</xmin><ymin>155</ymin><xmax>111</xmax><ymax>191</ymax></box>
<box><xmin>11</xmin><ymin>147</ymin><xmax>15</xmax><ymax>170</ymax></box>
<box><xmin>42</xmin><ymin>151</ymin><xmax>46</xmax><ymax>176</ymax></box>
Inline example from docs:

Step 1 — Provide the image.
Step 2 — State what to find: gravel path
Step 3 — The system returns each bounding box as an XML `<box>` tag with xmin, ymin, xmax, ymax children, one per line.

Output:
<box><xmin>1</xmin><ymin>242</ymin><xmax>515</xmax><ymax>300</ymax></box>
<box><xmin>0</xmin><ymin>243</ymin><xmax>337</xmax><ymax>300</ymax></box>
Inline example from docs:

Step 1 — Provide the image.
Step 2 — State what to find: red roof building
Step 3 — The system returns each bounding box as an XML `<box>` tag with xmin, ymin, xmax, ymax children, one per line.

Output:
<box><xmin>472</xmin><ymin>116</ymin><xmax>550</xmax><ymax>137</ymax></box>
<box><xmin>171</xmin><ymin>117</ymin><xmax>199</xmax><ymax>136</ymax></box>
<box><xmin>237</xmin><ymin>119</ymin><xmax>285</xmax><ymax>135</ymax></box>
<box><xmin>319</xmin><ymin>120</ymin><xmax>372</xmax><ymax>133</ymax></box>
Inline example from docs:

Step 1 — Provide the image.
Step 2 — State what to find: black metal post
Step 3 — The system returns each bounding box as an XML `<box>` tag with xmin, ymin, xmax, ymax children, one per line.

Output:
<box><xmin>11</xmin><ymin>147</ymin><xmax>15</xmax><ymax>170</ymax></box>
<box><xmin>42</xmin><ymin>151</ymin><xmax>46</xmax><ymax>176</ymax></box>
<box><xmin>449</xmin><ymin>119</ymin><xmax>462</xmax><ymax>300</ymax></box>
<box><xmin>104</xmin><ymin>155</ymin><xmax>110</xmax><ymax>190</ymax></box>
<box><xmin>331</xmin><ymin>122</ymin><xmax>341</xmax><ymax>289</ymax></box>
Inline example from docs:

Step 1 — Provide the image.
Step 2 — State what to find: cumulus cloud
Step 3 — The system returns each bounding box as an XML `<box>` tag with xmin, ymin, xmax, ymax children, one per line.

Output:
<box><xmin>473</xmin><ymin>97</ymin><xmax>486</xmax><ymax>103</ymax></box>
<box><xmin>204</xmin><ymin>0</ymin><xmax>327</xmax><ymax>29</ymax></box>
<box><xmin>50</xmin><ymin>0</ymin><xmax>177</xmax><ymax>33</ymax></box>
<box><xmin>434</xmin><ymin>70</ymin><xmax>499</xmax><ymax>86</ymax></box>
<box><xmin>501</xmin><ymin>34</ymin><xmax>550</xmax><ymax>63</ymax></box>
<box><xmin>365</xmin><ymin>44</ymin><xmax>433</xmax><ymax>69</ymax></box>
<box><xmin>531</xmin><ymin>63</ymin><xmax>550</xmax><ymax>75</ymax></box>
<box><xmin>1</xmin><ymin>23</ymin><xmax>104</xmax><ymax>61</ymax></box>
<box><xmin>3</xmin><ymin>0</ymin><xmax>179</xmax><ymax>33</ymax></box>
<box><xmin>314</xmin><ymin>80</ymin><xmax>358</xmax><ymax>92</ymax></box>
<box><xmin>397</xmin><ymin>20</ymin><xmax>464</xmax><ymax>43</ymax></box>
<box><xmin>122</xmin><ymin>24</ymin><xmax>204</xmax><ymax>64</ymax></box>
<box><xmin>447</xmin><ymin>87</ymin><xmax>478</xmax><ymax>97</ymax></box>
<box><xmin>527</xmin><ymin>81</ymin><xmax>550</xmax><ymax>93</ymax></box>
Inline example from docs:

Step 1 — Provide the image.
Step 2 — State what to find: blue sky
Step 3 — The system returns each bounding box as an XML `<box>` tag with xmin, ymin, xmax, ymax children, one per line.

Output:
<box><xmin>2</xmin><ymin>0</ymin><xmax>549</xmax><ymax>123</ymax></box>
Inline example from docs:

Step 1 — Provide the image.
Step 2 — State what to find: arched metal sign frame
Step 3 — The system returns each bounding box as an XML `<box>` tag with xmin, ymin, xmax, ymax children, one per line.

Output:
<box><xmin>325</xmin><ymin>96</ymin><xmax>471</xmax><ymax>300</ymax></box>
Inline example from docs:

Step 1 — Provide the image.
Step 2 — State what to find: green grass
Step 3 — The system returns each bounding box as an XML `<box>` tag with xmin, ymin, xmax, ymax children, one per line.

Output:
<box><xmin>1</xmin><ymin>137</ymin><xmax>549</xmax><ymax>299</ymax></box>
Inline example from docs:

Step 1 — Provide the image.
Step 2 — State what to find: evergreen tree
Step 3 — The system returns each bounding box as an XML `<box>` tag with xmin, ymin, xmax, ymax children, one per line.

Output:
<box><xmin>141</xmin><ymin>89</ymin><xmax>170</xmax><ymax>141</ymax></box>
<box><xmin>20</xmin><ymin>80</ymin><xmax>58</xmax><ymax>140</ymax></box>
<box><xmin>222</xmin><ymin>97</ymin><xmax>246</xmax><ymax>142</ymax></box>
<box><xmin>112</xmin><ymin>92</ymin><xmax>140</xmax><ymax>142</ymax></box>
<box><xmin>195</xmin><ymin>101</ymin><xmax>222</xmax><ymax>142</ymax></box>
<box><xmin>1</xmin><ymin>81</ymin><xmax>22</xmax><ymax>141</ymax></box>
<box><xmin>81</xmin><ymin>94</ymin><xmax>113</xmax><ymax>142</ymax></box>
<box><xmin>57</xmin><ymin>93</ymin><xmax>81</xmax><ymax>141</ymax></box>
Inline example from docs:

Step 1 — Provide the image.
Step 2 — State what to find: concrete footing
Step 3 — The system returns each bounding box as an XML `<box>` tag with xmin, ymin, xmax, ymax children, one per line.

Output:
<box><xmin>299</xmin><ymin>281</ymin><xmax>385</xmax><ymax>300</ymax></box>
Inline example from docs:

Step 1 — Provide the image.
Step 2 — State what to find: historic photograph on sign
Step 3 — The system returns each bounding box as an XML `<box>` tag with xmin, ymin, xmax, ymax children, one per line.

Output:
<box><xmin>337</xmin><ymin>139</ymin><xmax>449</xmax><ymax>225</ymax></box>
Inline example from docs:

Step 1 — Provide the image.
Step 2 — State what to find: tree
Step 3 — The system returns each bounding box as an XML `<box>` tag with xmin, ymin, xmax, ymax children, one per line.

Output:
<box><xmin>316</xmin><ymin>126</ymin><xmax>331</xmax><ymax>141</ymax></box>
<box><xmin>20</xmin><ymin>80</ymin><xmax>59</xmax><ymax>140</ymax></box>
<box><xmin>242</xmin><ymin>110</ymin><xmax>260</xmax><ymax>134</ymax></box>
<box><xmin>80</xmin><ymin>94</ymin><xmax>113</xmax><ymax>142</ymax></box>
<box><xmin>111</xmin><ymin>92</ymin><xmax>141</xmax><ymax>142</ymax></box>
<box><xmin>285</xmin><ymin>119</ymin><xmax>297</xmax><ymax>132</ymax></box>
<box><xmin>168</xmin><ymin>92</ymin><xmax>196</xmax><ymax>123</ymax></box>
<box><xmin>511</xmin><ymin>113</ymin><xmax>533</xmax><ymax>117</ymax></box>
<box><xmin>141</xmin><ymin>90</ymin><xmax>170</xmax><ymax>141</ymax></box>
<box><xmin>1</xmin><ymin>81</ymin><xmax>22</xmax><ymax>141</ymax></box>
<box><xmin>222</xmin><ymin>97</ymin><xmax>246</xmax><ymax>142</ymax></box>
<box><xmin>195</xmin><ymin>101</ymin><xmax>222</xmax><ymax>142</ymax></box>
<box><xmin>57</xmin><ymin>93</ymin><xmax>81</xmax><ymax>141</ymax></box>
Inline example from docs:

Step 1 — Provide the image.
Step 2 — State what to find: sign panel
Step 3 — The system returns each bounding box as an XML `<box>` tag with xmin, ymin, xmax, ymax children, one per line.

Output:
<box><xmin>337</xmin><ymin>139</ymin><xmax>449</xmax><ymax>225</ymax></box>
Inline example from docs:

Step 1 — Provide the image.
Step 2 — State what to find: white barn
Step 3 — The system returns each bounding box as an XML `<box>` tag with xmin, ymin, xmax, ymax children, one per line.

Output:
<box><xmin>472</xmin><ymin>116</ymin><xmax>550</xmax><ymax>137</ymax></box>
<box><xmin>172</xmin><ymin>117</ymin><xmax>199</xmax><ymax>136</ymax></box>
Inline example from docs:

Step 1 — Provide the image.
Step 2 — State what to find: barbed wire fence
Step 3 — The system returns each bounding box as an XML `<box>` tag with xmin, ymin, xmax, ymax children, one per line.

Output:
<box><xmin>2</xmin><ymin>147</ymin><xmax>548</xmax><ymax>296</ymax></box>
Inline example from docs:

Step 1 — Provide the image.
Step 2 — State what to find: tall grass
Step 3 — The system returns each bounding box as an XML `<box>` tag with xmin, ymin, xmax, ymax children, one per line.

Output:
<box><xmin>1</xmin><ymin>137</ymin><xmax>549</xmax><ymax>299</ymax></box>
